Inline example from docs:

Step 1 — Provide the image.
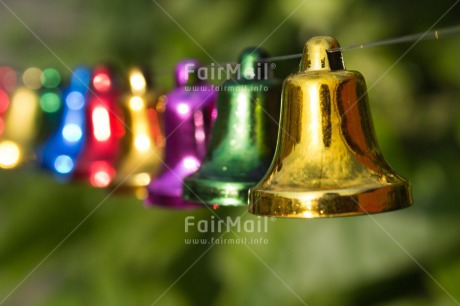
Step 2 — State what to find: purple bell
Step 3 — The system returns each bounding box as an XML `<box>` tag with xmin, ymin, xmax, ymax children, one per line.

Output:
<box><xmin>146</xmin><ymin>59</ymin><xmax>217</xmax><ymax>208</ymax></box>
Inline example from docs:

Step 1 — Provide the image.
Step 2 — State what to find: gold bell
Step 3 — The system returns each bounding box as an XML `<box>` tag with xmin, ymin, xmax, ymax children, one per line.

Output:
<box><xmin>248</xmin><ymin>36</ymin><xmax>413</xmax><ymax>218</ymax></box>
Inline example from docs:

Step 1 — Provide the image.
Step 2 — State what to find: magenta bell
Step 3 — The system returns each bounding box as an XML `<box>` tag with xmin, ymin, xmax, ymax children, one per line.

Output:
<box><xmin>145</xmin><ymin>59</ymin><xmax>217</xmax><ymax>208</ymax></box>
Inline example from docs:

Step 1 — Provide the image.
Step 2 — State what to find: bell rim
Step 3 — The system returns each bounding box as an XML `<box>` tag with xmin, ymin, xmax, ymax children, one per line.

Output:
<box><xmin>183</xmin><ymin>177</ymin><xmax>257</xmax><ymax>206</ymax></box>
<box><xmin>248</xmin><ymin>182</ymin><xmax>413</xmax><ymax>219</ymax></box>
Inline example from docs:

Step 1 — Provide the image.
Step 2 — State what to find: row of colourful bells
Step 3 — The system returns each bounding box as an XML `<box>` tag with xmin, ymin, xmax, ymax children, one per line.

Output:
<box><xmin>158</xmin><ymin>37</ymin><xmax>413</xmax><ymax>217</ymax></box>
<box><xmin>186</xmin><ymin>37</ymin><xmax>412</xmax><ymax>218</ymax></box>
<box><xmin>0</xmin><ymin>36</ymin><xmax>413</xmax><ymax>218</ymax></box>
<box><xmin>0</xmin><ymin>66</ymin><xmax>64</xmax><ymax>168</ymax></box>
<box><xmin>0</xmin><ymin>64</ymin><xmax>168</xmax><ymax>199</ymax></box>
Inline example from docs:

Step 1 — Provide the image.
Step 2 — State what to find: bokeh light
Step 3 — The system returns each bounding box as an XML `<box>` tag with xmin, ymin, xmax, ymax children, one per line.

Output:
<box><xmin>40</xmin><ymin>92</ymin><xmax>61</xmax><ymax>113</ymax></box>
<box><xmin>129</xmin><ymin>97</ymin><xmax>144</xmax><ymax>111</ymax></box>
<box><xmin>156</xmin><ymin>95</ymin><xmax>167</xmax><ymax>112</ymax></box>
<box><xmin>62</xmin><ymin>124</ymin><xmax>83</xmax><ymax>142</ymax></box>
<box><xmin>183</xmin><ymin>156</ymin><xmax>200</xmax><ymax>171</ymax></box>
<box><xmin>53</xmin><ymin>155</ymin><xmax>74</xmax><ymax>174</ymax></box>
<box><xmin>22</xmin><ymin>67</ymin><xmax>42</xmax><ymax>90</ymax></box>
<box><xmin>0</xmin><ymin>140</ymin><xmax>20</xmax><ymax>169</ymax></box>
<box><xmin>92</xmin><ymin>107</ymin><xmax>111</xmax><ymax>141</ymax></box>
<box><xmin>0</xmin><ymin>67</ymin><xmax>17</xmax><ymax>92</ymax></box>
<box><xmin>132</xmin><ymin>172</ymin><xmax>151</xmax><ymax>186</ymax></box>
<box><xmin>41</xmin><ymin>68</ymin><xmax>61</xmax><ymax>89</ymax></box>
<box><xmin>134</xmin><ymin>134</ymin><xmax>151</xmax><ymax>152</ymax></box>
<box><xmin>66</xmin><ymin>91</ymin><xmax>85</xmax><ymax>110</ymax></box>
<box><xmin>177</xmin><ymin>103</ymin><xmax>190</xmax><ymax>116</ymax></box>
<box><xmin>129</xmin><ymin>70</ymin><xmax>146</xmax><ymax>95</ymax></box>
<box><xmin>93</xmin><ymin>73</ymin><xmax>111</xmax><ymax>92</ymax></box>
<box><xmin>90</xmin><ymin>162</ymin><xmax>114</xmax><ymax>188</ymax></box>
<box><xmin>211</xmin><ymin>108</ymin><xmax>218</xmax><ymax>119</ymax></box>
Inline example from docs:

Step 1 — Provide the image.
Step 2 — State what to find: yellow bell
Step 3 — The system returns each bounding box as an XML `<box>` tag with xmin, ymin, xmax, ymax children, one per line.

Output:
<box><xmin>110</xmin><ymin>67</ymin><xmax>164</xmax><ymax>199</ymax></box>
<box><xmin>0</xmin><ymin>69</ymin><xmax>41</xmax><ymax>169</ymax></box>
<box><xmin>248</xmin><ymin>36</ymin><xmax>413</xmax><ymax>218</ymax></box>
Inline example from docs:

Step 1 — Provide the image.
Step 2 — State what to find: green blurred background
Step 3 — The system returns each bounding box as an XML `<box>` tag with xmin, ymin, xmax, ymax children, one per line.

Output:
<box><xmin>1</xmin><ymin>0</ymin><xmax>460</xmax><ymax>305</ymax></box>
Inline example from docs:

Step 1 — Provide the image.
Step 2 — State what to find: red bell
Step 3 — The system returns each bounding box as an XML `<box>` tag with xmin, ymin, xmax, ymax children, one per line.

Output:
<box><xmin>73</xmin><ymin>65</ymin><xmax>124</xmax><ymax>187</ymax></box>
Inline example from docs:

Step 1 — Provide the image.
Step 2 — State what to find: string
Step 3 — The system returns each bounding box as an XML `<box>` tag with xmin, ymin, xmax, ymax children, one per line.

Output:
<box><xmin>260</xmin><ymin>24</ymin><xmax>460</xmax><ymax>62</ymax></box>
<box><xmin>151</xmin><ymin>24</ymin><xmax>460</xmax><ymax>78</ymax></box>
<box><xmin>7</xmin><ymin>25</ymin><xmax>460</xmax><ymax>80</ymax></box>
<box><xmin>328</xmin><ymin>24</ymin><xmax>460</xmax><ymax>52</ymax></box>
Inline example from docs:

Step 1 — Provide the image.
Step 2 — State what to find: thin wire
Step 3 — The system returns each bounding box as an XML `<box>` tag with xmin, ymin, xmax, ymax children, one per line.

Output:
<box><xmin>329</xmin><ymin>24</ymin><xmax>460</xmax><ymax>52</ymax></box>
<box><xmin>152</xmin><ymin>24</ymin><xmax>460</xmax><ymax>79</ymax></box>
<box><xmin>261</xmin><ymin>24</ymin><xmax>460</xmax><ymax>60</ymax></box>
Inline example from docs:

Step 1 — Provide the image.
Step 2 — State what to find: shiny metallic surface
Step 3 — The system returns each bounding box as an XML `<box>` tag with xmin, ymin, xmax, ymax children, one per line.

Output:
<box><xmin>249</xmin><ymin>36</ymin><xmax>413</xmax><ymax>218</ymax></box>
<box><xmin>38</xmin><ymin>66</ymin><xmax>91</xmax><ymax>177</ymax></box>
<box><xmin>0</xmin><ymin>85</ymin><xmax>40</xmax><ymax>169</ymax></box>
<box><xmin>110</xmin><ymin>67</ymin><xmax>164</xmax><ymax>198</ymax></box>
<box><xmin>73</xmin><ymin>65</ymin><xmax>123</xmax><ymax>188</ymax></box>
<box><xmin>183</xmin><ymin>48</ymin><xmax>281</xmax><ymax>206</ymax></box>
<box><xmin>146</xmin><ymin>59</ymin><xmax>217</xmax><ymax>209</ymax></box>
<box><xmin>37</xmin><ymin>68</ymin><xmax>63</xmax><ymax>144</ymax></box>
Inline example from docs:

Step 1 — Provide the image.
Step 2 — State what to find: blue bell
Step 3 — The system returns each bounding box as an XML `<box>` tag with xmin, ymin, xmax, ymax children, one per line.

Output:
<box><xmin>38</xmin><ymin>67</ymin><xmax>91</xmax><ymax>178</ymax></box>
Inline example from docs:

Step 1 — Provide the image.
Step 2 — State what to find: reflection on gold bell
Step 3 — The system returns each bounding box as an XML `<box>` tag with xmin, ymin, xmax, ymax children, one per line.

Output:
<box><xmin>249</xmin><ymin>36</ymin><xmax>413</xmax><ymax>218</ymax></box>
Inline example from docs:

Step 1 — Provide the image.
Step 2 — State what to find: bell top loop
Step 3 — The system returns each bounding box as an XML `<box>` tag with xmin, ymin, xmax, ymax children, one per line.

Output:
<box><xmin>300</xmin><ymin>36</ymin><xmax>345</xmax><ymax>72</ymax></box>
<box><xmin>238</xmin><ymin>47</ymin><xmax>271</xmax><ymax>80</ymax></box>
<box><xmin>175</xmin><ymin>59</ymin><xmax>202</xmax><ymax>86</ymax></box>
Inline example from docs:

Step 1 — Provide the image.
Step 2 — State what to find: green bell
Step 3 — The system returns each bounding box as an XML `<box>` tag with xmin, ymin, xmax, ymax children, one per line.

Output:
<box><xmin>183</xmin><ymin>48</ymin><xmax>281</xmax><ymax>206</ymax></box>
